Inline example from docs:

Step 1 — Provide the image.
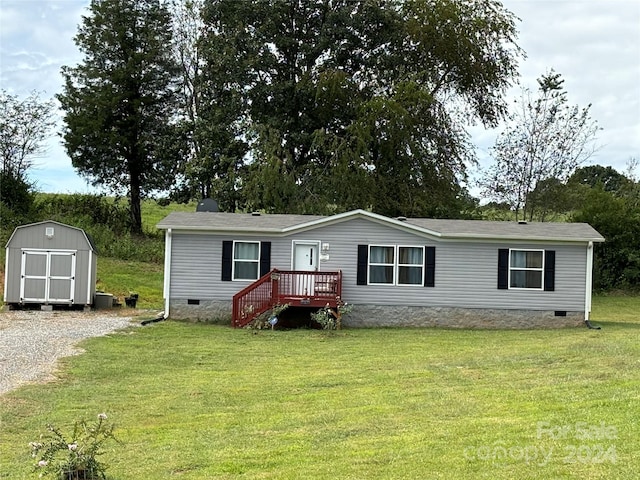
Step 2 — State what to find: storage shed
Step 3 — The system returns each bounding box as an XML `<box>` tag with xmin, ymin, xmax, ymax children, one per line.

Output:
<box><xmin>3</xmin><ymin>221</ymin><xmax>97</xmax><ymax>308</ymax></box>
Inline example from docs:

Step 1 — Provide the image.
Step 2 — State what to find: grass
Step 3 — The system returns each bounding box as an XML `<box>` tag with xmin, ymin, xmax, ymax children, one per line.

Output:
<box><xmin>1</xmin><ymin>296</ymin><xmax>638</xmax><ymax>479</ymax></box>
<box><xmin>140</xmin><ymin>199</ymin><xmax>196</xmax><ymax>235</ymax></box>
<box><xmin>95</xmin><ymin>257</ymin><xmax>164</xmax><ymax>310</ymax></box>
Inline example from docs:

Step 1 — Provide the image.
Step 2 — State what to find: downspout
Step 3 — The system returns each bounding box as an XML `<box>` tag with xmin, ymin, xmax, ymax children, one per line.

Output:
<box><xmin>584</xmin><ymin>241</ymin><xmax>600</xmax><ymax>329</ymax></box>
<box><xmin>163</xmin><ymin>228</ymin><xmax>172</xmax><ymax>319</ymax></box>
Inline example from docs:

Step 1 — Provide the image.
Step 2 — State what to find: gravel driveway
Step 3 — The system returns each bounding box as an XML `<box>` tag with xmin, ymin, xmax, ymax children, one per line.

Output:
<box><xmin>0</xmin><ymin>309</ymin><xmax>137</xmax><ymax>395</ymax></box>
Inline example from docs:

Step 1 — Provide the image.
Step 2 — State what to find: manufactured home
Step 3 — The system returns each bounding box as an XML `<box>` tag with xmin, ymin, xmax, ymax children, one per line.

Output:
<box><xmin>157</xmin><ymin>209</ymin><xmax>604</xmax><ymax>328</ymax></box>
<box><xmin>4</xmin><ymin>221</ymin><xmax>97</xmax><ymax>308</ymax></box>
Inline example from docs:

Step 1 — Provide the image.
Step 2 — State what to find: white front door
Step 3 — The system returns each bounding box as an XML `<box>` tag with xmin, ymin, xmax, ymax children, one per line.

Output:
<box><xmin>294</xmin><ymin>242</ymin><xmax>318</xmax><ymax>271</ymax></box>
<box><xmin>293</xmin><ymin>242</ymin><xmax>319</xmax><ymax>295</ymax></box>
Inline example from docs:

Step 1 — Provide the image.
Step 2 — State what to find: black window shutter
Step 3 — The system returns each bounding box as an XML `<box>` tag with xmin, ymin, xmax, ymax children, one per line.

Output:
<box><xmin>260</xmin><ymin>241</ymin><xmax>271</xmax><ymax>277</ymax></box>
<box><xmin>424</xmin><ymin>246</ymin><xmax>435</xmax><ymax>287</ymax></box>
<box><xmin>498</xmin><ymin>249</ymin><xmax>509</xmax><ymax>289</ymax></box>
<box><xmin>544</xmin><ymin>250</ymin><xmax>555</xmax><ymax>291</ymax></box>
<box><xmin>221</xmin><ymin>241</ymin><xmax>233</xmax><ymax>281</ymax></box>
<box><xmin>357</xmin><ymin>245</ymin><xmax>368</xmax><ymax>285</ymax></box>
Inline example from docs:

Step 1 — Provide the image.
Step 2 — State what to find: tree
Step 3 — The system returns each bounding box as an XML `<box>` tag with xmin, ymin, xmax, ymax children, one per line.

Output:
<box><xmin>572</xmin><ymin>186</ymin><xmax>640</xmax><ymax>291</ymax></box>
<box><xmin>172</xmin><ymin>0</ymin><xmax>248</xmax><ymax>210</ymax></box>
<box><xmin>0</xmin><ymin>90</ymin><xmax>55</xmax><ymax>180</ymax></box>
<box><xmin>201</xmin><ymin>0</ymin><xmax>522</xmax><ymax>216</ymax></box>
<box><xmin>480</xmin><ymin>71</ymin><xmax>600</xmax><ymax>221</ymax></box>
<box><xmin>567</xmin><ymin>165</ymin><xmax>632</xmax><ymax>193</ymax></box>
<box><xmin>57</xmin><ymin>0</ymin><xmax>179</xmax><ymax>233</ymax></box>
<box><xmin>525</xmin><ymin>177</ymin><xmax>571</xmax><ymax>221</ymax></box>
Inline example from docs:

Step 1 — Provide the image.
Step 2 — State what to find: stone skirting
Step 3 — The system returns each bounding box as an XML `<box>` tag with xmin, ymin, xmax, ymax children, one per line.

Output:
<box><xmin>169</xmin><ymin>299</ymin><xmax>232</xmax><ymax>323</ymax></box>
<box><xmin>168</xmin><ymin>299</ymin><xmax>585</xmax><ymax>329</ymax></box>
<box><xmin>343</xmin><ymin>305</ymin><xmax>584</xmax><ymax>329</ymax></box>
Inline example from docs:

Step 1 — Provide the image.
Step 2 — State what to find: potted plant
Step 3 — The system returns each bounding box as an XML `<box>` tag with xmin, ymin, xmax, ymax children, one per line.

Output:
<box><xmin>30</xmin><ymin>413</ymin><xmax>119</xmax><ymax>480</ymax></box>
<box><xmin>124</xmin><ymin>292</ymin><xmax>138</xmax><ymax>308</ymax></box>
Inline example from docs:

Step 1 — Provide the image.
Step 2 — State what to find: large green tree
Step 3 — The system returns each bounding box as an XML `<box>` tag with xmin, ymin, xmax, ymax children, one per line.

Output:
<box><xmin>58</xmin><ymin>0</ymin><xmax>179</xmax><ymax>233</ymax></box>
<box><xmin>200</xmin><ymin>0</ymin><xmax>521</xmax><ymax>216</ymax></box>
<box><xmin>572</xmin><ymin>184</ymin><xmax>640</xmax><ymax>291</ymax></box>
<box><xmin>169</xmin><ymin>0</ymin><xmax>247</xmax><ymax>209</ymax></box>
<box><xmin>567</xmin><ymin>165</ymin><xmax>633</xmax><ymax>194</ymax></box>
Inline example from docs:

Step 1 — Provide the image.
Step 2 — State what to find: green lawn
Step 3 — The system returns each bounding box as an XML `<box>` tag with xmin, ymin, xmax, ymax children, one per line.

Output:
<box><xmin>1</xmin><ymin>296</ymin><xmax>638</xmax><ymax>479</ymax></box>
<box><xmin>95</xmin><ymin>257</ymin><xmax>164</xmax><ymax>310</ymax></box>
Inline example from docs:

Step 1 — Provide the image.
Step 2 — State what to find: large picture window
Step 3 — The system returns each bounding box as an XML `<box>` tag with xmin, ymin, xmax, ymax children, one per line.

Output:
<box><xmin>233</xmin><ymin>241</ymin><xmax>260</xmax><ymax>280</ymax></box>
<box><xmin>509</xmin><ymin>249</ymin><xmax>543</xmax><ymax>289</ymax></box>
<box><xmin>368</xmin><ymin>245</ymin><xmax>424</xmax><ymax>285</ymax></box>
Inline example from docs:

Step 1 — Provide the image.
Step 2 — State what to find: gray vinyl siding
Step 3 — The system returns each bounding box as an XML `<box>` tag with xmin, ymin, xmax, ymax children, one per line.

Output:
<box><xmin>168</xmin><ymin>217</ymin><xmax>589</xmax><ymax>312</ymax></box>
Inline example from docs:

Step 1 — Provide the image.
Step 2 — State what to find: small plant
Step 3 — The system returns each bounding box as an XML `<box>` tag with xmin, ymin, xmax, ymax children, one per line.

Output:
<box><xmin>29</xmin><ymin>413</ymin><xmax>119</xmax><ymax>480</ymax></box>
<box><xmin>311</xmin><ymin>300</ymin><xmax>353</xmax><ymax>331</ymax></box>
<box><xmin>247</xmin><ymin>303</ymin><xmax>290</xmax><ymax>330</ymax></box>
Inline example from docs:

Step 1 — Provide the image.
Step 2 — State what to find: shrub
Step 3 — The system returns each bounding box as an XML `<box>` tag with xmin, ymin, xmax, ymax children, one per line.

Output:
<box><xmin>311</xmin><ymin>301</ymin><xmax>353</xmax><ymax>331</ymax></box>
<box><xmin>29</xmin><ymin>413</ymin><xmax>119</xmax><ymax>480</ymax></box>
<box><xmin>247</xmin><ymin>303</ymin><xmax>290</xmax><ymax>330</ymax></box>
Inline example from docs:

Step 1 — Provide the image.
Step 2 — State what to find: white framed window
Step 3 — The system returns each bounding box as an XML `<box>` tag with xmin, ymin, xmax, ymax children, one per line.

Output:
<box><xmin>397</xmin><ymin>246</ymin><xmax>424</xmax><ymax>285</ymax></box>
<box><xmin>368</xmin><ymin>245</ymin><xmax>424</xmax><ymax>286</ymax></box>
<box><xmin>233</xmin><ymin>241</ymin><xmax>260</xmax><ymax>280</ymax></box>
<box><xmin>509</xmin><ymin>249</ymin><xmax>544</xmax><ymax>289</ymax></box>
<box><xmin>369</xmin><ymin>245</ymin><xmax>395</xmax><ymax>284</ymax></box>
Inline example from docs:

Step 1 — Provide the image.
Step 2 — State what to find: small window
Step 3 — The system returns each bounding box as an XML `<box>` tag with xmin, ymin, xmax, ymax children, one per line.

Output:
<box><xmin>369</xmin><ymin>245</ymin><xmax>395</xmax><ymax>284</ymax></box>
<box><xmin>398</xmin><ymin>246</ymin><xmax>424</xmax><ymax>285</ymax></box>
<box><xmin>509</xmin><ymin>249</ymin><xmax>543</xmax><ymax>289</ymax></box>
<box><xmin>233</xmin><ymin>241</ymin><xmax>260</xmax><ymax>280</ymax></box>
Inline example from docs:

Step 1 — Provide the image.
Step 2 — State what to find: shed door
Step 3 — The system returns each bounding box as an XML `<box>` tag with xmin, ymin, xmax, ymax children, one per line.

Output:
<box><xmin>20</xmin><ymin>250</ymin><xmax>76</xmax><ymax>303</ymax></box>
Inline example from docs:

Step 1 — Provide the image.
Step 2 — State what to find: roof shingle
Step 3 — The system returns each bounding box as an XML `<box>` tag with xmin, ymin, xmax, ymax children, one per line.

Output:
<box><xmin>156</xmin><ymin>209</ymin><xmax>604</xmax><ymax>242</ymax></box>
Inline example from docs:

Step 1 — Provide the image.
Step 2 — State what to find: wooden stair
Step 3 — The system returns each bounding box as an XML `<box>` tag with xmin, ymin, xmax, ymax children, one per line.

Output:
<box><xmin>232</xmin><ymin>269</ymin><xmax>342</xmax><ymax>328</ymax></box>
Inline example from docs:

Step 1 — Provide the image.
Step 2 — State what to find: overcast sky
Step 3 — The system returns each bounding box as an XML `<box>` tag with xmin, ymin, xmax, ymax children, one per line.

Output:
<box><xmin>1</xmin><ymin>0</ymin><xmax>639</xmax><ymax>196</ymax></box>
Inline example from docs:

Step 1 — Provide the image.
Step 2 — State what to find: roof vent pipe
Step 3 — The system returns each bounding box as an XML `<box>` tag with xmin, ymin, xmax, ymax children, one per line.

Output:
<box><xmin>396</xmin><ymin>216</ymin><xmax>407</xmax><ymax>222</ymax></box>
<box><xmin>518</xmin><ymin>220</ymin><xmax>527</xmax><ymax>225</ymax></box>
<box><xmin>251</xmin><ymin>211</ymin><xmax>261</xmax><ymax>216</ymax></box>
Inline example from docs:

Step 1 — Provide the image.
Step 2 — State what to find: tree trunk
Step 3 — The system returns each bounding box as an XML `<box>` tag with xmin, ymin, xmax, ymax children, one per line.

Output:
<box><xmin>129</xmin><ymin>173</ymin><xmax>143</xmax><ymax>235</ymax></box>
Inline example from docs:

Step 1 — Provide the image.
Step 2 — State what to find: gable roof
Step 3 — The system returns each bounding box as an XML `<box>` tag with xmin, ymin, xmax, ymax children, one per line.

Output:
<box><xmin>157</xmin><ymin>209</ymin><xmax>604</xmax><ymax>243</ymax></box>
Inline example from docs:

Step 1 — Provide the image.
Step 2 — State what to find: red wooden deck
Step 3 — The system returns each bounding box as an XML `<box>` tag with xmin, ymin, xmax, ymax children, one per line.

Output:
<box><xmin>232</xmin><ymin>269</ymin><xmax>342</xmax><ymax>327</ymax></box>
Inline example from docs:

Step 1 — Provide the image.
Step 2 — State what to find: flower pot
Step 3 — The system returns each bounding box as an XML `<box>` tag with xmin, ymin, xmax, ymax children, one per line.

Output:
<box><xmin>61</xmin><ymin>469</ymin><xmax>91</xmax><ymax>480</ymax></box>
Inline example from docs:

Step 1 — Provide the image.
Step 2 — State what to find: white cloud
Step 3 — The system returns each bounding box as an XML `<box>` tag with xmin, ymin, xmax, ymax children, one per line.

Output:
<box><xmin>474</xmin><ymin>0</ymin><xmax>640</xmax><ymax>179</ymax></box>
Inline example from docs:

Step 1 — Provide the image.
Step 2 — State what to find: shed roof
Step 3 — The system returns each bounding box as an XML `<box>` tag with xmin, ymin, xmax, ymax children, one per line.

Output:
<box><xmin>5</xmin><ymin>220</ymin><xmax>98</xmax><ymax>252</ymax></box>
<box><xmin>157</xmin><ymin>209</ymin><xmax>604</xmax><ymax>243</ymax></box>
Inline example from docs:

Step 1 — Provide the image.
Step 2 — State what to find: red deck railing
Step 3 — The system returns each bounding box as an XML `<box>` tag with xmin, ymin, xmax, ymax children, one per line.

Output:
<box><xmin>232</xmin><ymin>269</ymin><xmax>342</xmax><ymax>328</ymax></box>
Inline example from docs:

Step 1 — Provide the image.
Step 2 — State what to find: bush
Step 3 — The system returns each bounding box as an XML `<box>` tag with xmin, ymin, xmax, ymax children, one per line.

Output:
<box><xmin>0</xmin><ymin>171</ymin><xmax>35</xmax><ymax>230</ymax></box>
<box><xmin>29</xmin><ymin>413</ymin><xmax>119</xmax><ymax>480</ymax></box>
<box><xmin>31</xmin><ymin>194</ymin><xmax>164</xmax><ymax>263</ymax></box>
<box><xmin>33</xmin><ymin>194</ymin><xmax>129</xmax><ymax>234</ymax></box>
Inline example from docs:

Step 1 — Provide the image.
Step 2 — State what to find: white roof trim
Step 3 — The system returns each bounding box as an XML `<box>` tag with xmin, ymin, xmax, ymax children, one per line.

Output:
<box><xmin>281</xmin><ymin>209</ymin><xmax>443</xmax><ymax>237</ymax></box>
